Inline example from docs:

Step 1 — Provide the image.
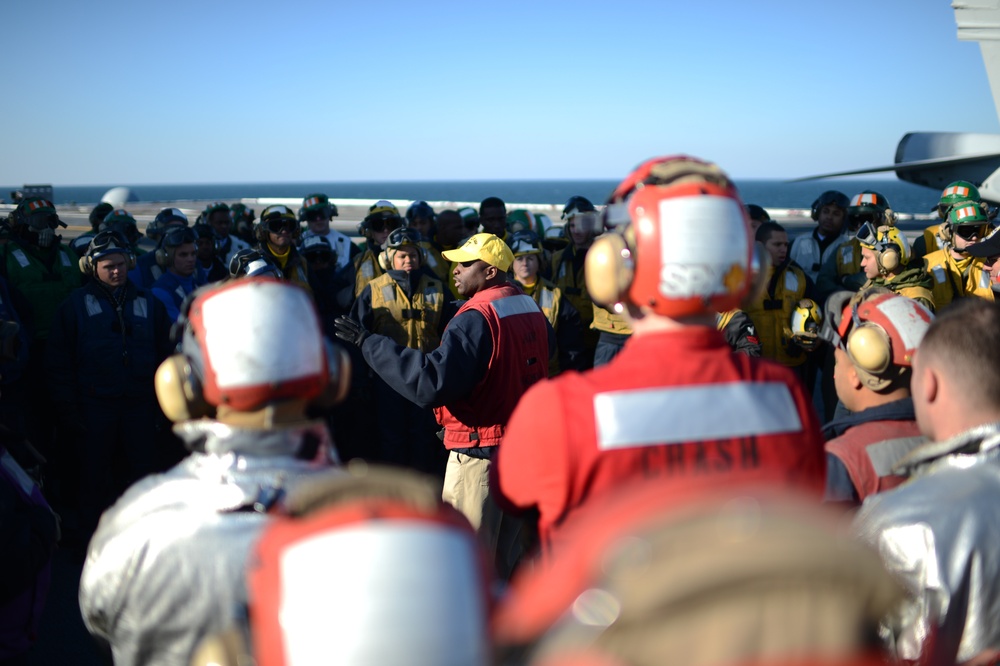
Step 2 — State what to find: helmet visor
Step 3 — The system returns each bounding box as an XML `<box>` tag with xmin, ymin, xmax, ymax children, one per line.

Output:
<box><xmin>855</xmin><ymin>222</ymin><xmax>879</xmax><ymax>248</ymax></box>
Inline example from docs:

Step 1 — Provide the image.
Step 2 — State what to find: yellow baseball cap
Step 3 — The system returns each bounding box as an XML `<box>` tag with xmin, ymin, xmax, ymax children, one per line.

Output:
<box><xmin>442</xmin><ymin>233</ymin><xmax>514</xmax><ymax>272</ymax></box>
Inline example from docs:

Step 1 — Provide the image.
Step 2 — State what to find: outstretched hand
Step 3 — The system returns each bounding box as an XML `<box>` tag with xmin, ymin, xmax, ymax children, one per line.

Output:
<box><xmin>334</xmin><ymin>316</ymin><xmax>370</xmax><ymax>348</ymax></box>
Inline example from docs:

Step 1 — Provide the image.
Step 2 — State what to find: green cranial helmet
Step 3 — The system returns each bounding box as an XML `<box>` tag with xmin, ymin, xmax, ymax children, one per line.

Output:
<box><xmin>947</xmin><ymin>201</ymin><xmax>990</xmax><ymax>226</ymax></box>
<box><xmin>302</xmin><ymin>193</ymin><xmax>337</xmax><ymax>219</ymax></box>
<box><xmin>937</xmin><ymin>181</ymin><xmax>982</xmax><ymax>219</ymax></box>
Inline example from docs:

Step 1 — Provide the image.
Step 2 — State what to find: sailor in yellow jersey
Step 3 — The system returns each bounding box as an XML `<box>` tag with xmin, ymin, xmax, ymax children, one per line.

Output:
<box><xmin>508</xmin><ymin>230</ymin><xmax>585</xmax><ymax>375</ymax></box>
<box><xmin>352</xmin><ymin>226</ymin><xmax>451</xmax><ymax>472</ymax></box>
<box><xmin>549</xmin><ymin>196</ymin><xmax>602</xmax><ymax>368</ymax></box>
<box><xmin>923</xmin><ymin>202</ymin><xmax>995</xmax><ymax>308</ymax></box>
<box><xmin>744</xmin><ymin>221</ymin><xmax>813</xmax><ymax>377</ymax></box>
<box><xmin>856</xmin><ymin>222</ymin><xmax>935</xmax><ymax>312</ymax></box>
<box><xmin>353</xmin><ymin>201</ymin><xmax>402</xmax><ymax>298</ymax></box>
<box><xmin>911</xmin><ymin>181</ymin><xmax>984</xmax><ymax>262</ymax></box>
<box><xmin>966</xmin><ymin>224</ymin><xmax>1000</xmax><ymax>296</ymax></box>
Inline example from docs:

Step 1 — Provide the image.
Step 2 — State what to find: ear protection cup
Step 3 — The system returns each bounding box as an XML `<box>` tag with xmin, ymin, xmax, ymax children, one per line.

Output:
<box><xmin>846</xmin><ymin>323</ymin><xmax>892</xmax><ymax>376</ymax></box>
<box><xmin>585</xmin><ymin>228</ymin><xmax>635</xmax><ymax>307</ymax></box>
<box><xmin>155</xmin><ymin>245</ymin><xmax>170</xmax><ymax>269</ymax></box>
<box><xmin>315</xmin><ymin>342</ymin><xmax>352</xmax><ymax>408</ymax></box>
<box><xmin>939</xmin><ymin>223</ymin><xmax>954</xmax><ymax>244</ymax></box>
<box><xmin>154</xmin><ymin>354</ymin><xmax>213</xmax><ymax>422</ymax></box>
<box><xmin>877</xmin><ymin>244</ymin><xmax>900</xmax><ymax>273</ymax></box>
<box><xmin>190</xmin><ymin>627</ymin><xmax>252</xmax><ymax>666</ymax></box>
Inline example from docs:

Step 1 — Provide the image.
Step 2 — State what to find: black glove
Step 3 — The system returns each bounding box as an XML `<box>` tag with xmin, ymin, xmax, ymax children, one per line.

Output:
<box><xmin>334</xmin><ymin>316</ymin><xmax>370</xmax><ymax>348</ymax></box>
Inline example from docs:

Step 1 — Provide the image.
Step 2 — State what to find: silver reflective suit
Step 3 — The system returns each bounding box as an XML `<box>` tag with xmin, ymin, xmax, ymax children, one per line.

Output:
<box><xmin>79</xmin><ymin>419</ymin><xmax>340</xmax><ymax>666</ymax></box>
<box><xmin>854</xmin><ymin>422</ymin><xmax>1000</xmax><ymax>662</ymax></box>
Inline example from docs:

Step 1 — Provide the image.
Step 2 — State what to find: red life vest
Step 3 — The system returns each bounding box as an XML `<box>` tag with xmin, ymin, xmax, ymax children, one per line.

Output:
<box><xmin>434</xmin><ymin>284</ymin><xmax>549</xmax><ymax>449</ymax></box>
<box><xmin>825</xmin><ymin>420</ymin><xmax>925</xmax><ymax>502</ymax></box>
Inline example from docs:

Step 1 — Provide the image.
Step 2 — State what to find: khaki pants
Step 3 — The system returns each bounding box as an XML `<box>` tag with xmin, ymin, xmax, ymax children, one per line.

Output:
<box><xmin>442</xmin><ymin>451</ymin><xmax>523</xmax><ymax>580</ymax></box>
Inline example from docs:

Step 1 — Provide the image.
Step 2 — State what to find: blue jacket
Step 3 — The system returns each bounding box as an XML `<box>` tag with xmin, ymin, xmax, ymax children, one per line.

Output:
<box><xmin>46</xmin><ymin>280</ymin><xmax>172</xmax><ymax>408</ymax></box>
<box><xmin>128</xmin><ymin>252</ymin><xmax>165</xmax><ymax>292</ymax></box>
<box><xmin>151</xmin><ymin>271</ymin><xmax>203</xmax><ymax>323</ymax></box>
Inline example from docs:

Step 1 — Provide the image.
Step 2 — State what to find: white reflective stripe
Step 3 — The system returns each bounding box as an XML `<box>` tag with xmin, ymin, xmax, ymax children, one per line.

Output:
<box><xmin>981</xmin><ymin>269</ymin><xmax>991</xmax><ymax>290</ymax></box>
<box><xmin>361</xmin><ymin>261</ymin><xmax>374</xmax><ymax>278</ymax></box>
<box><xmin>931</xmin><ymin>264</ymin><xmax>946</xmax><ymax>284</ymax></box>
<box><xmin>133</xmin><ymin>296</ymin><xmax>148</xmax><ymax>319</ymax></box>
<box><xmin>784</xmin><ymin>270</ymin><xmax>799</xmax><ymax>293</ymax></box>
<box><xmin>424</xmin><ymin>288</ymin><xmax>440</xmax><ymax>305</ymax></box>
<box><xmin>594</xmin><ymin>382</ymin><xmax>802</xmax><ymax>449</ymax></box>
<box><xmin>84</xmin><ymin>294</ymin><xmax>103</xmax><ymax>317</ymax></box>
<box><xmin>491</xmin><ymin>294</ymin><xmax>540</xmax><ymax>319</ymax></box>
<box><xmin>174</xmin><ymin>285</ymin><xmax>186</xmax><ymax>300</ymax></box>
<box><xmin>539</xmin><ymin>288</ymin><xmax>555</xmax><ymax>311</ymax></box>
<box><xmin>381</xmin><ymin>284</ymin><xmax>396</xmax><ymax>302</ymax></box>
<box><xmin>840</xmin><ymin>245</ymin><xmax>853</xmax><ymax>263</ymax></box>
<box><xmin>60</xmin><ymin>251</ymin><xmax>71</xmax><ymax>267</ymax></box>
<box><xmin>657</xmin><ymin>196</ymin><xmax>749</xmax><ymax>299</ymax></box>
<box><xmin>11</xmin><ymin>249</ymin><xmax>29</xmax><ymax>268</ymax></box>
<box><xmin>151</xmin><ymin>265</ymin><xmax>163</xmax><ymax>281</ymax></box>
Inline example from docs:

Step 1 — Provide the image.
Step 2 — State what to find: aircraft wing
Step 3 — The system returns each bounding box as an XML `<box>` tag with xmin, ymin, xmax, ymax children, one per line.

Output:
<box><xmin>955</xmin><ymin>0</ymin><xmax>1000</xmax><ymax>121</ymax></box>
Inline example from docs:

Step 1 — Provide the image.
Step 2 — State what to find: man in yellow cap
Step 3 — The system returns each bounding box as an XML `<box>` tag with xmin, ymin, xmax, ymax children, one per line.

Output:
<box><xmin>334</xmin><ymin>232</ymin><xmax>552</xmax><ymax>579</ymax></box>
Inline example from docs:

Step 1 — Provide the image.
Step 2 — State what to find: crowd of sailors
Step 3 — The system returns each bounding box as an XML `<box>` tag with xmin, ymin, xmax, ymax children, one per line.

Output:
<box><xmin>1</xmin><ymin>156</ymin><xmax>1000</xmax><ymax>665</ymax></box>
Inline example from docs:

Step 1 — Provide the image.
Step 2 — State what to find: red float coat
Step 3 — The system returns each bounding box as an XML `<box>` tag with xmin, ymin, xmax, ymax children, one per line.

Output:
<box><xmin>434</xmin><ymin>284</ymin><xmax>549</xmax><ymax>449</ymax></box>
<box><xmin>825</xmin><ymin>419</ymin><xmax>924</xmax><ymax>504</ymax></box>
<box><xmin>494</xmin><ymin>326</ymin><xmax>824</xmax><ymax>549</ymax></box>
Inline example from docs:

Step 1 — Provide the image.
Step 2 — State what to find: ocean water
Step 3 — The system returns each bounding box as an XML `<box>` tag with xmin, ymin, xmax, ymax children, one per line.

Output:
<box><xmin>6</xmin><ymin>178</ymin><xmax>941</xmax><ymax>215</ymax></box>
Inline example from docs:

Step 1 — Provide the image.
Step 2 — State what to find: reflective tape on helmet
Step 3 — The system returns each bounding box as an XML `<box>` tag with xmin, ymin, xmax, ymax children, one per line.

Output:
<box><xmin>594</xmin><ymin>382</ymin><xmax>802</xmax><ymax>449</ymax></box>
<box><xmin>943</xmin><ymin>185</ymin><xmax>970</xmax><ymax>198</ymax></box>
<box><xmin>871</xmin><ymin>296</ymin><xmax>931</xmax><ymax>353</ymax></box>
<box><xmin>656</xmin><ymin>195</ymin><xmax>749</xmax><ymax>300</ymax></box>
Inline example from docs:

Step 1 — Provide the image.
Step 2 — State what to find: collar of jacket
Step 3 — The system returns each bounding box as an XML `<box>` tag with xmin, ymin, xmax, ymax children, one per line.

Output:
<box><xmin>173</xmin><ymin>418</ymin><xmax>337</xmax><ymax>462</ymax></box>
<box><xmin>822</xmin><ymin>397</ymin><xmax>916</xmax><ymax>440</ymax></box>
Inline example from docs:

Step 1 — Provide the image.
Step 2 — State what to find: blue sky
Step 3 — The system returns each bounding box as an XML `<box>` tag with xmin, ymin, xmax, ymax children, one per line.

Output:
<box><xmin>5</xmin><ymin>0</ymin><xmax>998</xmax><ymax>185</ymax></box>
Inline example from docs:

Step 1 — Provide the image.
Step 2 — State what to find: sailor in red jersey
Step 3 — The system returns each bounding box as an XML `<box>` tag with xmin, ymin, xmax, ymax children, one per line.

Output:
<box><xmin>494</xmin><ymin>156</ymin><xmax>825</xmax><ymax>552</ymax></box>
<box><xmin>821</xmin><ymin>289</ymin><xmax>933</xmax><ymax>507</ymax></box>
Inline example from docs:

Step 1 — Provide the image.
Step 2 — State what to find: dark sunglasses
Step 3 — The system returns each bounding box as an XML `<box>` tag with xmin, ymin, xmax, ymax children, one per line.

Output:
<box><xmin>369</xmin><ymin>217</ymin><xmax>401</xmax><ymax>233</ymax></box>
